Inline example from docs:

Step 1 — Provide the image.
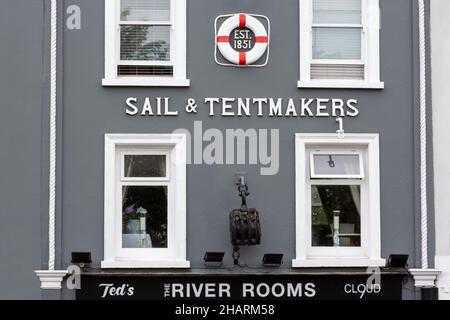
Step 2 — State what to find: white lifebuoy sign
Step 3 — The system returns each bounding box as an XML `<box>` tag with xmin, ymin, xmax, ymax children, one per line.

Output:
<box><xmin>215</xmin><ymin>13</ymin><xmax>270</xmax><ymax>67</ymax></box>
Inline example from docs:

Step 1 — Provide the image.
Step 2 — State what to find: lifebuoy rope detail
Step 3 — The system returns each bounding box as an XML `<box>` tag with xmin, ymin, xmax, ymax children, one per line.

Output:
<box><xmin>239</xmin><ymin>14</ymin><xmax>246</xmax><ymax>28</ymax></box>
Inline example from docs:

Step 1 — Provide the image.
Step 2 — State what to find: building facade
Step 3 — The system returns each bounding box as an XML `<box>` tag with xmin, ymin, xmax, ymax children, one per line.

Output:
<box><xmin>431</xmin><ymin>0</ymin><xmax>450</xmax><ymax>301</ymax></box>
<box><xmin>0</xmin><ymin>0</ymin><xmax>440</xmax><ymax>300</ymax></box>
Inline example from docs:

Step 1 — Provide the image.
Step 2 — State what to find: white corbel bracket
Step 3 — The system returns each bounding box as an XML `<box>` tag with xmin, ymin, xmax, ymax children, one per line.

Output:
<box><xmin>34</xmin><ymin>270</ymin><xmax>68</xmax><ymax>290</ymax></box>
<box><xmin>409</xmin><ymin>269</ymin><xmax>441</xmax><ymax>288</ymax></box>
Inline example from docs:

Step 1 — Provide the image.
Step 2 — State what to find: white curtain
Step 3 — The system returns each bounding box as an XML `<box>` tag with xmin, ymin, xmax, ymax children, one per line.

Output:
<box><xmin>343</xmin><ymin>155</ymin><xmax>362</xmax><ymax>216</ymax></box>
<box><xmin>313</xmin><ymin>28</ymin><xmax>361</xmax><ymax>60</ymax></box>
<box><xmin>349</xmin><ymin>185</ymin><xmax>361</xmax><ymax>215</ymax></box>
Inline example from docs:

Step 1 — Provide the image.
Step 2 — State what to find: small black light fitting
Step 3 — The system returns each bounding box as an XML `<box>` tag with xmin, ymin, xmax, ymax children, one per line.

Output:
<box><xmin>71</xmin><ymin>252</ymin><xmax>92</xmax><ymax>268</ymax></box>
<box><xmin>386</xmin><ymin>254</ymin><xmax>409</xmax><ymax>268</ymax></box>
<box><xmin>262</xmin><ymin>254</ymin><xmax>284</xmax><ymax>267</ymax></box>
<box><xmin>204</xmin><ymin>252</ymin><xmax>225</xmax><ymax>267</ymax></box>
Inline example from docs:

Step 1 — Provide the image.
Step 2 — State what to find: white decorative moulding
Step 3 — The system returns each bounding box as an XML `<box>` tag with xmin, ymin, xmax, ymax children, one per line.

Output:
<box><xmin>34</xmin><ymin>270</ymin><xmax>68</xmax><ymax>290</ymax></box>
<box><xmin>409</xmin><ymin>269</ymin><xmax>441</xmax><ymax>288</ymax></box>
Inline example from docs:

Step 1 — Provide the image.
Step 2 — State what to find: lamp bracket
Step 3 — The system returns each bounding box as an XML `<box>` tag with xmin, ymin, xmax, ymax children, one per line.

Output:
<box><xmin>235</xmin><ymin>173</ymin><xmax>250</xmax><ymax>212</ymax></box>
<box><xmin>336</xmin><ymin>117</ymin><xmax>345</xmax><ymax>138</ymax></box>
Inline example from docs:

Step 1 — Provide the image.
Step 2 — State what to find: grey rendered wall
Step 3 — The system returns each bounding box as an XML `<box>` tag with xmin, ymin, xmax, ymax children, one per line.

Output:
<box><xmin>0</xmin><ymin>0</ymin><xmax>433</xmax><ymax>299</ymax></box>
<box><xmin>0</xmin><ymin>0</ymin><xmax>46</xmax><ymax>299</ymax></box>
<box><xmin>60</xmin><ymin>0</ymin><xmax>428</xmax><ymax>270</ymax></box>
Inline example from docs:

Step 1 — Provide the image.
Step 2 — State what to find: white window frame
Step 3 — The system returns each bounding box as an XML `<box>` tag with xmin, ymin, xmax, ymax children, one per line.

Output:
<box><xmin>310</xmin><ymin>150</ymin><xmax>365</xmax><ymax>179</ymax></box>
<box><xmin>298</xmin><ymin>0</ymin><xmax>384</xmax><ymax>89</ymax></box>
<box><xmin>102</xmin><ymin>134</ymin><xmax>189</xmax><ymax>268</ymax></box>
<box><xmin>103</xmin><ymin>0</ymin><xmax>190</xmax><ymax>87</ymax></box>
<box><xmin>293</xmin><ymin>133</ymin><xmax>385</xmax><ymax>267</ymax></box>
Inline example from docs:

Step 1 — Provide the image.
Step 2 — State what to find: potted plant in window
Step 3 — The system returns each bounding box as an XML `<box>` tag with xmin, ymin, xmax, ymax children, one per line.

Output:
<box><xmin>123</xmin><ymin>205</ymin><xmax>140</xmax><ymax>234</ymax></box>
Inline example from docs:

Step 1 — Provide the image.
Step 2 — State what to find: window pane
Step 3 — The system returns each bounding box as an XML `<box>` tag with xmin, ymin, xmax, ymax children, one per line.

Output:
<box><xmin>121</xmin><ymin>0</ymin><xmax>170</xmax><ymax>21</ymax></box>
<box><xmin>313</xmin><ymin>0</ymin><xmax>361</xmax><ymax>24</ymax></box>
<box><xmin>122</xmin><ymin>186</ymin><xmax>168</xmax><ymax>248</ymax></box>
<box><xmin>312</xmin><ymin>154</ymin><xmax>361</xmax><ymax>177</ymax></box>
<box><xmin>124</xmin><ymin>155</ymin><xmax>166</xmax><ymax>177</ymax></box>
<box><xmin>312</xmin><ymin>27</ymin><xmax>361</xmax><ymax>60</ymax></box>
<box><xmin>311</xmin><ymin>185</ymin><xmax>361</xmax><ymax>247</ymax></box>
<box><xmin>120</xmin><ymin>25</ymin><xmax>170</xmax><ymax>61</ymax></box>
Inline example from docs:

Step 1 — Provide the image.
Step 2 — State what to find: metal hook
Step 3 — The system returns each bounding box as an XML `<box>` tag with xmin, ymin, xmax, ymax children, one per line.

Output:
<box><xmin>328</xmin><ymin>155</ymin><xmax>336</xmax><ymax>168</ymax></box>
<box><xmin>237</xmin><ymin>176</ymin><xmax>250</xmax><ymax>212</ymax></box>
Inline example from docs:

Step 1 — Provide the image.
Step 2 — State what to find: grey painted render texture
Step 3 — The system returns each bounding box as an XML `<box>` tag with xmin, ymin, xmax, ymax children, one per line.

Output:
<box><xmin>0</xmin><ymin>0</ymin><xmax>432</xmax><ymax>299</ymax></box>
<box><xmin>0</xmin><ymin>0</ymin><xmax>46</xmax><ymax>299</ymax></box>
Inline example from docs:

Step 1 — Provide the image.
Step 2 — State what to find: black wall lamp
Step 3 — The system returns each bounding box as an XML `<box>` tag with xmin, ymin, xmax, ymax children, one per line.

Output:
<box><xmin>71</xmin><ymin>252</ymin><xmax>92</xmax><ymax>268</ymax></box>
<box><xmin>204</xmin><ymin>252</ymin><xmax>225</xmax><ymax>267</ymax></box>
<box><xmin>386</xmin><ymin>254</ymin><xmax>409</xmax><ymax>268</ymax></box>
<box><xmin>262</xmin><ymin>254</ymin><xmax>284</xmax><ymax>267</ymax></box>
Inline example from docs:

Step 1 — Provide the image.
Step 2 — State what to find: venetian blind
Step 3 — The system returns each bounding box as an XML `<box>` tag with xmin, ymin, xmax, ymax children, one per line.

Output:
<box><xmin>311</xmin><ymin>0</ymin><xmax>364</xmax><ymax>80</ymax></box>
<box><xmin>120</xmin><ymin>26</ymin><xmax>170</xmax><ymax>61</ymax></box>
<box><xmin>310</xmin><ymin>64</ymin><xmax>364</xmax><ymax>80</ymax></box>
<box><xmin>312</xmin><ymin>27</ymin><xmax>361</xmax><ymax>60</ymax></box>
<box><xmin>119</xmin><ymin>0</ymin><xmax>173</xmax><ymax>77</ymax></box>
<box><xmin>121</xmin><ymin>0</ymin><xmax>170</xmax><ymax>21</ymax></box>
<box><xmin>313</xmin><ymin>0</ymin><xmax>361</xmax><ymax>24</ymax></box>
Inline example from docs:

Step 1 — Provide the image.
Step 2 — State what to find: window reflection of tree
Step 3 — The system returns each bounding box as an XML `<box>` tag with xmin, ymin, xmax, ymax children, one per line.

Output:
<box><xmin>121</xmin><ymin>8</ymin><xmax>131</xmax><ymax>21</ymax></box>
<box><xmin>120</xmin><ymin>25</ymin><xmax>169</xmax><ymax>61</ymax></box>
<box><xmin>120</xmin><ymin>8</ymin><xmax>170</xmax><ymax>61</ymax></box>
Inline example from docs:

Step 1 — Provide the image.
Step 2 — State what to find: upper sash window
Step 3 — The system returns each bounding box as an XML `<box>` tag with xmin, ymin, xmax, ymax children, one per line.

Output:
<box><xmin>299</xmin><ymin>0</ymin><xmax>383</xmax><ymax>89</ymax></box>
<box><xmin>103</xmin><ymin>0</ymin><xmax>189</xmax><ymax>87</ymax></box>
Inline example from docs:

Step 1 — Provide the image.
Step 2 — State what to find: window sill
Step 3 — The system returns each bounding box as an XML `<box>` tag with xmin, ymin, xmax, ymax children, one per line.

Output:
<box><xmin>101</xmin><ymin>260</ymin><xmax>191</xmax><ymax>269</ymax></box>
<box><xmin>102</xmin><ymin>78</ymin><xmax>190</xmax><ymax>87</ymax></box>
<box><xmin>297</xmin><ymin>80</ymin><xmax>384</xmax><ymax>89</ymax></box>
<box><xmin>292</xmin><ymin>258</ymin><xmax>386</xmax><ymax>268</ymax></box>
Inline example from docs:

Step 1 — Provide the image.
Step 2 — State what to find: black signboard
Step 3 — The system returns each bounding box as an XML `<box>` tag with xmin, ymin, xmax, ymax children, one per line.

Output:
<box><xmin>76</xmin><ymin>272</ymin><xmax>405</xmax><ymax>300</ymax></box>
